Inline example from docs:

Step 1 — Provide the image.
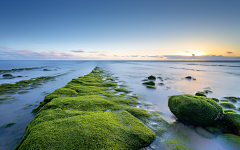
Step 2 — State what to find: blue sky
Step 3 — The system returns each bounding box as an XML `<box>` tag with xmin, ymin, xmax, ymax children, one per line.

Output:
<box><xmin>0</xmin><ymin>0</ymin><xmax>240</xmax><ymax>60</ymax></box>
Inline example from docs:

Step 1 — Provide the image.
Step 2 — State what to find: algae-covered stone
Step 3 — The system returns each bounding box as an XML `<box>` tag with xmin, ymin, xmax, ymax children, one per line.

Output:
<box><xmin>222</xmin><ymin>113</ymin><xmax>240</xmax><ymax>135</ymax></box>
<box><xmin>211</xmin><ymin>98</ymin><xmax>219</xmax><ymax>102</ymax></box>
<box><xmin>146</xmin><ymin>85</ymin><xmax>156</xmax><ymax>89</ymax></box>
<box><xmin>224</xmin><ymin>97</ymin><xmax>240</xmax><ymax>102</ymax></box>
<box><xmin>15</xmin><ymin>111</ymin><xmax>155</xmax><ymax>150</ymax></box>
<box><xmin>219</xmin><ymin>102</ymin><xmax>236</xmax><ymax>109</ymax></box>
<box><xmin>195</xmin><ymin>92</ymin><xmax>206</xmax><ymax>97</ymax></box>
<box><xmin>2</xmin><ymin>74</ymin><xmax>13</xmax><ymax>77</ymax></box>
<box><xmin>217</xmin><ymin>134</ymin><xmax>240</xmax><ymax>150</ymax></box>
<box><xmin>223</xmin><ymin>109</ymin><xmax>237</xmax><ymax>114</ymax></box>
<box><xmin>168</xmin><ymin>94</ymin><xmax>223</xmax><ymax>126</ymax></box>
<box><xmin>142</xmin><ymin>81</ymin><xmax>155</xmax><ymax>85</ymax></box>
<box><xmin>114</xmin><ymin>88</ymin><xmax>131</xmax><ymax>93</ymax></box>
<box><xmin>148</xmin><ymin>75</ymin><xmax>156</xmax><ymax>80</ymax></box>
<box><xmin>163</xmin><ymin>139</ymin><xmax>190</xmax><ymax>150</ymax></box>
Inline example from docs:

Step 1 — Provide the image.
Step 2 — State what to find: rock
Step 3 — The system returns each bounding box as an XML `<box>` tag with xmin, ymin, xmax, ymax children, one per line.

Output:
<box><xmin>185</xmin><ymin>76</ymin><xmax>196</xmax><ymax>80</ymax></box>
<box><xmin>224</xmin><ymin>97</ymin><xmax>240</xmax><ymax>103</ymax></box>
<box><xmin>168</xmin><ymin>94</ymin><xmax>223</xmax><ymax>126</ymax></box>
<box><xmin>223</xmin><ymin>109</ymin><xmax>237</xmax><ymax>114</ymax></box>
<box><xmin>217</xmin><ymin>134</ymin><xmax>240</xmax><ymax>150</ymax></box>
<box><xmin>142</xmin><ymin>81</ymin><xmax>155</xmax><ymax>85</ymax></box>
<box><xmin>17</xmin><ymin>76</ymin><xmax>23</xmax><ymax>77</ymax></box>
<box><xmin>204</xmin><ymin>90</ymin><xmax>213</xmax><ymax>94</ymax></box>
<box><xmin>222</xmin><ymin>113</ymin><xmax>240</xmax><ymax>135</ymax></box>
<box><xmin>219</xmin><ymin>102</ymin><xmax>236</xmax><ymax>109</ymax></box>
<box><xmin>211</xmin><ymin>98</ymin><xmax>219</xmax><ymax>102</ymax></box>
<box><xmin>148</xmin><ymin>75</ymin><xmax>156</xmax><ymax>80</ymax></box>
<box><xmin>195</xmin><ymin>92</ymin><xmax>207</xmax><ymax>97</ymax></box>
<box><xmin>3</xmin><ymin>74</ymin><xmax>13</xmax><ymax>77</ymax></box>
<box><xmin>146</xmin><ymin>85</ymin><xmax>156</xmax><ymax>89</ymax></box>
<box><xmin>158</xmin><ymin>83</ymin><xmax>164</xmax><ymax>86</ymax></box>
<box><xmin>142</xmin><ymin>79</ymin><xmax>148</xmax><ymax>81</ymax></box>
<box><xmin>43</xmin><ymin>69</ymin><xmax>51</xmax><ymax>71</ymax></box>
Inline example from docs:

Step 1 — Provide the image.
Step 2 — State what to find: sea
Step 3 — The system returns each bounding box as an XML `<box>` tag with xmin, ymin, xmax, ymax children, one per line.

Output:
<box><xmin>0</xmin><ymin>60</ymin><xmax>240</xmax><ymax>150</ymax></box>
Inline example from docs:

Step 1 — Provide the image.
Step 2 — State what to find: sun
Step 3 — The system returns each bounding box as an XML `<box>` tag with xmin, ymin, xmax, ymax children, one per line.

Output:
<box><xmin>184</xmin><ymin>50</ymin><xmax>204</xmax><ymax>56</ymax></box>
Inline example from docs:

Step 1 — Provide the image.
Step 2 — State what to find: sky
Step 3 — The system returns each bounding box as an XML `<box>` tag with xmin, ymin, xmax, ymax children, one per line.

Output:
<box><xmin>0</xmin><ymin>0</ymin><xmax>240</xmax><ymax>60</ymax></box>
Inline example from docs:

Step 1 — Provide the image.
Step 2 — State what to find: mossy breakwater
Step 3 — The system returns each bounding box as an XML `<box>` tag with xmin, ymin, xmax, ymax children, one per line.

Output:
<box><xmin>15</xmin><ymin>67</ymin><xmax>155</xmax><ymax>150</ymax></box>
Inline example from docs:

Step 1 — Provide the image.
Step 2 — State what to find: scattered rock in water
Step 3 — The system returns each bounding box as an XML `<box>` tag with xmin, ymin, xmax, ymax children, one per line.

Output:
<box><xmin>220</xmin><ymin>100</ymin><xmax>229</xmax><ymax>102</ymax></box>
<box><xmin>168</xmin><ymin>94</ymin><xmax>223</xmax><ymax>126</ymax></box>
<box><xmin>224</xmin><ymin>97</ymin><xmax>240</xmax><ymax>103</ymax></box>
<box><xmin>1</xmin><ymin>122</ymin><xmax>16</xmax><ymax>127</ymax></box>
<box><xmin>217</xmin><ymin>134</ymin><xmax>240</xmax><ymax>150</ymax></box>
<box><xmin>185</xmin><ymin>76</ymin><xmax>196</xmax><ymax>80</ymax></box>
<box><xmin>148</xmin><ymin>75</ymin><xmax>156</xmax><ymax>80</ymax></box>
<box><xmin>219</xmin><ymin>102</ymin><xmax>236</xmax><ymax>109</ymax></box>
<box><xmin>195</xmin><ymin>92</ymin><xmax>207</xmax><ymax>97</ymax></box>
<box><xmin>142</xmin><ymin>81</ymin><xmax>155</xmax><ymax>85</ymax></box>
<box><xmin>142</xmin><ymin>79</ymin><xmax>148</xmax><ymax>81</ymax></box>
<box><xmin>211</xmin><ymin>98</ymin><xmax>219</xmax><ymax>102</ymax></box>
<box><xmin>222</xmin><ymin>113</ymin><xmax>240</xmax><ymax>135</ymax></box>
<box><xmin>223</xmin><ymin>109</ymin><xmax>237</xmax><ymax>114</ymax></box>
<box><xmin>17</xmin><ymin>76</ymin><xmax>23</xmax><ymax>77</ymax></box>
<box><xmin>43</xmin><ymin>69</ymin><xmax>51</xmax><ymax>71</ymax></box>
<box><xmin>2</xmin><ymin>74</ymin><xmax>13</xmax><ymax>77</ymax></box>
<box><xmin>158</xmin><ymin>83</ymin><xmax>164</xmax><ymax>86</ymax></box>
<box><xmin>146</xmin><ymin>85</ymin><xmax>156</xmax><ymax>89</ymax></box>
<box><xmin>203</xmin><ymin>90</ymin><xmax>213</xmax><ymax>94</ymax></box>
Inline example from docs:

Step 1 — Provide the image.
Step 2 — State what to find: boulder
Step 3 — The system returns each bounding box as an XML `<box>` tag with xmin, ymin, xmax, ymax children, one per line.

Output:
<box><xmin>222</xmin><ymin>113</ymin><xmax>240</xmax><ymax>135</ymax></box>
<box><xmin>168</xmin><ymin>94</ymin><xmax>223</xmax><ymax>126</ymax></box>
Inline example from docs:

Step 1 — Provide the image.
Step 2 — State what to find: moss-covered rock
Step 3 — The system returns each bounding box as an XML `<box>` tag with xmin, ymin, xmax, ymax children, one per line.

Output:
<box><xmin>219</xmin><ymin>102</ymin><xmax>236</xmax><ymax>109</ymax></box>
<box><xmin>224</xmin><ymin>97</ymin><xmax>240</xmax><ymax>103</ymax></box>
<box><xmin>168</xmin><ymin>94</ymin><xmax>223</xmax><ymax>126</ymax></box>
<box><xmin>148</xmin><ymin>75</ymin><xmax>156</xmax><ymax>80</ymax></box>
<box><xmin>142</xmin><ymin>81</ymin><xmax>155</xmax><ymax>85</ymax></box>
<box><xmin>217</xmin><ymin>134</ymin><xmax>240</xmax><ymax>150</ymax></box>
<box><xmin>222</xmin><ymin>113</ymin><xmax>240</xmax><ymax>135</ymax></box>
<box><xmin>114</xmin><ymin>88</ymin><xmax>131</xmax><ymax>93</ymax></box>
<box><xmin>146</xmin><ymin>85</ymin><xmax>156</xmax><ymax>88</ymax></box>
<box><xmin>1</xmin><ymin>122</ymin><xmax>16</xmax><ymax>127</ymax></box>
<box><xmin>223</xmin><ymin>109</ymin><xmax>237</xmax><ymax>114</ymax></box>
<box><xmin>195</xmin><ymin>92</ymin><xmax>206</xmax><ymax>97</ymax></box>
<box><xmin>163</xmin><ymin>139</ymin><xmax>191</xmax><ymax>150</ymax></box>
<box><xmin>211</xmin><ymin>98</ymin><xmax>219</xmax><ymax>102</ymax></box>
<box><xmin>3</xmin><ymin>74</ymin><xmax>13</xmax><ymax>77</ymax></box>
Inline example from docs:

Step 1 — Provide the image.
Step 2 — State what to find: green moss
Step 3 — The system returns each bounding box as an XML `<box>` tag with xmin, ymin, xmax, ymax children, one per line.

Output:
<box><xmin>142</xmin><ymin>81</ymin><xmax>155</xmax><ymax>85</ymax></box>
<box><xmin>15</xmin><ymin>67</ymin><xmax>156</xmax><ymax>149</ymax></box>
<box><xmin>220</xmin><ymin>100</ymin><xmax>229</xmax><ymax>102</ymax></box>
<box><xmin>146</xmin><ymin>85</ymin><xmax>156</xmax><ymax>88</ymax></box>
<box><xmin>222</xmin><ymin>113</ymin><xmax>240</xmax><ymax>135</ymax></box>
<box><xmin>168</xmin><ymin>94</ymin><xmax>223</xmax><ymax>126</ymax></box>
<box><xmin>18</xmin><ymin>90</ymin><xmax>29</xmax><ymax>94</ymax></box>
<box><xmin>195</xmin><ymin>92</ymin><xmax>206</xmax><ymax>97</ymax></box>
<box><xmin>2</xmin><ymin>122</ymin><xmax>16</xmax><ymax>127</ymax></box>
<box><xmin>0</xmin><ymin>76</ymin><xmax>55</xmax><ymax>95</ymax></box>
<box><xmin>163</xmin><ymin>139</ymin><xmax>191</xmax><ymax>150</ymax></box>
<box><xmin>114</xmin><ymin>88</ymin><xmax>131</xmax><ymax>93</ymax></box>
<box><xmin>223</xmin><ymin>109</ymin><xmax>237</xmax><ymax>114</ymax></box>
<box><xmin>3</xmin><ymin>74</ymin><xmax>13</xmax><ymax>77</ymax></box>
<box><xmin>217</xmin><ymin>134</ymin><xmax>240</xmax><ymax>150</ymax></box>
<box><xmin>148</xmin><ymin>75</ymin><xmax>156</xmax><ymax>80</ymax></box>
<box><xmin>219</xmin><ymin>102</ymin><xmax>236</xmax><ymax>109</ymax></box>
<box><xmin>211</xmin><ymin>98</ymin><xmax>219</xmax><ymax>102</ymax></box>
<box><xmin>23</xmin><ymin>104</ymin><xmax>33</xmax><ymax>109</ymax></box>
<box><xmin>224</xmin><ymin>97</ymin><xmax>240</xmax><ymax>102</ymax></box>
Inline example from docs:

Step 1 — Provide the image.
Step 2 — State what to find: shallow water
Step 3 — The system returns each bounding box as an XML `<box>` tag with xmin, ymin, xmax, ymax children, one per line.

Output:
<box><xmin>0</xmin><ymin>60</ymin><xmax>240</xmax><ymax>150</ymax></box>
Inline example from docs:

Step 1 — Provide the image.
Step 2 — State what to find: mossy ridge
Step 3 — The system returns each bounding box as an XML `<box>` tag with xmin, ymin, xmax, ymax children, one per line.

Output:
<box><xmin>0</xmin><ymin>66</ymin><xmax>44</xmax><ymax>74</ymax></box>
<box><xmin>223</xmin><ymin>109</ymin><xmax>237</xmax><ymax>114</ymax></box>
<box><xmin>16</xmin><ymin>67</ymin><xmax>156</xmax><ymax>150</ymax></box>
<box><xmin>0</xmin><ymin>76</ymin><xmax>55</xmax><ymax>95</ymax></box>
<box><xmin>114</xmin><ymin>87</ymin><xmax>131</xmax><ymax>93</ymax></box>
<box><xmin>219</xmin><ymin>102</ymin><xmax>236</xmax><ymax>109</ymax></box>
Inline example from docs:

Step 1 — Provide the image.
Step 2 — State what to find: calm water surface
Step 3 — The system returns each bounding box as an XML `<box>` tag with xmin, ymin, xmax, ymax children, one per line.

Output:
<box><xmin>0</xmin><ymin>60</ymin><xmax>240</xmax><ymax>150</ymax></box>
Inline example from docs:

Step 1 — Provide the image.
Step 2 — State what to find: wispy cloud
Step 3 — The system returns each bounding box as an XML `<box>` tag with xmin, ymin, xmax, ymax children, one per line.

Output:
<box><xmin>0</xmin><ymin>46</ymin><xmax>11</xmax><ymax>50</ymax></box>
<box><xmin>90</xmin><ymin>51</ymin><xmax>100</xmax><ymax>53</ymax></box>
<box><xmin>163</xmin><ymin>55</ymin><xmax>240</xmax><ymax>60</ymax></box>
<box><xmin>98</xmin><ymin>54</ymin><xmax>107</xmax><ymax>56</ymax></box>
<box><xmin>0</xmin><ymin>50</ymin><xmax>89</xmax><ymax>60</ymax></box>
<box><xmin>226</xmin><ymin>51</ymin><xmax>233</xmax><ymax>54</ymax></box>
<box><xmin>71</xmin><ymin>50</ymin><xmax>85</xmax><ymax>53</ymax></box>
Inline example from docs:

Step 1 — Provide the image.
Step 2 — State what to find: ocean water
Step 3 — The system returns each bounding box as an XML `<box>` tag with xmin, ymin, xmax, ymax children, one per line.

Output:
<box><xmin>0</xmin><ymin>60</ymin><xmax>240</xmax><ymax>150</ymax></box>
